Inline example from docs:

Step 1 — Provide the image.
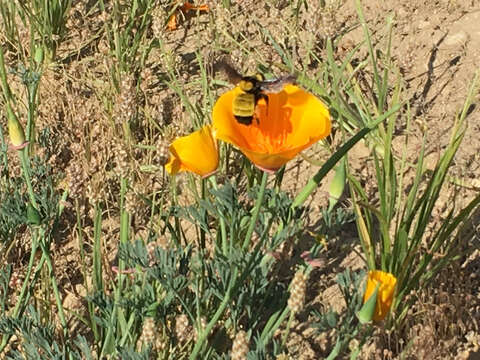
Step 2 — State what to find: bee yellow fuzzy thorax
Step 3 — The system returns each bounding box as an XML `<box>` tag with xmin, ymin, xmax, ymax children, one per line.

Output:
<box><xmin>239</xmin><ymin>80</ymin><xmax>253</xmax><ymax>92</ymax></box>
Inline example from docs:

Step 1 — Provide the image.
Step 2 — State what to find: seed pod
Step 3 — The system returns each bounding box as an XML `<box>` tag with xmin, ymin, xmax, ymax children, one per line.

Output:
<box><xmin>328</xmin><ymin>157</ymin><xmax>346</xmax><ymax>212</ymax></box>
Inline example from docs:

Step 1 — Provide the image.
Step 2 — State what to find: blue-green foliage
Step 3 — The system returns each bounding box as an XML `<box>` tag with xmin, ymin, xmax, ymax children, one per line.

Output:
<box><xmin>311</xmin><ymin>269</ymin><xmax>367</xmax><ymax>358</ymax></box>
<box><xmin>0</xmin><ymin>126</ymin><xmax>60</xmax><ymax>244</ymax></box>
<box><xmin>91</xmin><ymin>180</ymin><xmax>306</xmax><ymax>357</ymax></box>
<box><xmin>0</xmin><ymin>306</ymin><xmax>90</xmax><ymax>360</ymax></box>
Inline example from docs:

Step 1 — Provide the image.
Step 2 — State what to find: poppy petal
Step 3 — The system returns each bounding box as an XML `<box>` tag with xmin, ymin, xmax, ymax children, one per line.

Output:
<box><xmin>165</xmin><ymin>125</ymin><xmax>218</xmax><ymax>177</ymax></box>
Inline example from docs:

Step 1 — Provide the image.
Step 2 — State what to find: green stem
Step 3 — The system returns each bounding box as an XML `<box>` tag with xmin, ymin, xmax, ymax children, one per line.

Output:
<box><xmin>39</xmin><ymin>232</ymin><xmax>68</xmax><ymax>338</ymax></box>
<box><xmin>75</xmin><ymin>199</ymin><xmax>98</xmax><ymax>341</ymax></box>
<box><xmin>242</xmin><ymin>171</ymin><xmax>268</xmax><ymax>250</ymax></box>
<box><xmin>12</xmin><ymin>233</ymin><xmax>38</xmax><ymax>317</ymax></box>
<box><xmin>26</xmin><ymin>80</ymin><xmax>39</xmax><ymax>156</ymax></box>
<box><xmin>101</xmin><ymin>177</ymin><xmax>129</xmax><ymax>356</ymax></box>
<box><xmin>93</xmin><ymin>202</ymin><xmax>103</xmax><ymax>292</ymax></box>
<box><xmin>260</xmin><ymin>306</ymin><xmax>290</xmax><ymax>344</ymax></box>
<box><xmin>0</xmin><ymin>236</ymin><xmax>42</xmax><ymax>352</ymax></box>
<box><xmin>189</xmin><ymin>268</ymin><xmax>238</xmax><ymax>360</ymax></box>
<box><xmin>200</xmin><ymin>178</ymin><xmax>206</xmax><ymax>250</ymax></box>
<box><xmin>209</xmin><ymin>177</ymin><xmax>228</xmax><ymax>255</ymax></box>
<box><xmin>281</xmin><ymin>311</ymin><xmax>295</xmax><ymax>348</ymax></box>
<box><xmin>118</xmin><ymin>177</ymin><xmax>129</xmax><ymax>278</ymax></box>
<box><xmin>325</xmin><ymin>338</ymin><xmax>342</xmax><ymax>360</ymax></box>
<box><xmin>19</xmin><ymin>148</ymin><xmax>38</xmax><ymax>209</ymax></box>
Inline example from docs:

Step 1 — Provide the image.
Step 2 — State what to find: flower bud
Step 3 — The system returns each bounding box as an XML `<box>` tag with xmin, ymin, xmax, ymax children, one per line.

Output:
<box><xmin>358</xmin><ymin>270</ymin><xmax>397</xmax><ymax>322</ymax></box>
<box><xmin>34</xmin><ymin>46</ymin><xmax>44</xmax><ymax>65</ymax></box>
<box><xmin>7</xmin><ymin>112</ymin><xmax>26</xmax><ymax>148</ymax></box>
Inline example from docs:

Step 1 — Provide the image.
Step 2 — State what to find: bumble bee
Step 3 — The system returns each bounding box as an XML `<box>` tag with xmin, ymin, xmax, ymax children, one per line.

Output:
<box><xmin>215</xmin><ymin>60</ymin><xmax>296</xmax><ymax>126</ymax></box>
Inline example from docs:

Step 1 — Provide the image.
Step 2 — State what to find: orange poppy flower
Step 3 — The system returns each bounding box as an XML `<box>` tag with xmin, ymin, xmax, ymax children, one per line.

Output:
<box><xmin>165</xmin><ymin>125</ymin><xmax>218</xmax><ymax>177</ymax></box>
<box><xmin>212</xmin><ymin>84</ymin><xmax>331</xmax><ymax>172</ymax></box>
<box><xmin>363</xmin><ymin>270</ymin><xmax>397</xmax><ymax>321</ymax></box>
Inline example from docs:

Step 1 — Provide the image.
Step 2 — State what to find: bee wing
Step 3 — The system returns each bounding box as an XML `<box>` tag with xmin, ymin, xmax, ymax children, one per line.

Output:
<box><xmin>259</xmin><ymin>75</ymin><xmax>297</xmax><ymax>93</ymax></box>
<box><xmin>214</xmin><ymin>58</ymin><xmax>243</xmax><ymax>85</ymax></box>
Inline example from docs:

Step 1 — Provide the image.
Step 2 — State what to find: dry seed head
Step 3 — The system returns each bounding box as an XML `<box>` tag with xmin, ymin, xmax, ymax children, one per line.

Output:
<box><xmin>154</xmin><ymin>325</ymin><xmax>167</xmax><ymax>353</ymax></box>
<box><xmin>124</xmin><ymin>191</ymin><xmax>138</xmax><ymax>215</ymax></box>
<box><xmin>287</xmin><ymin>270</ymin><xmax>307</xmax><ymax>314</ymax></box>
<box><xmin>9</xmin><ymin>271</ymin><xmax>23</xmax><ymax>291</ymax></box>
<box><xmin>151</xmin><ymin>6</ymin><xmax>167</xmax><ymax>39</ymax></box>
<box><xmin>231</xmin><ymin>330</ymin><xmax>249</xmax><ymax>360</ymax></box>
<box><xmin>115</xmin><ymin>143</ymin><xmax>130</xmax><ymax>179</ymax></box>
<box><xmin>86</xmin><ymin>182</ymin><xmax>102</xmax><ymax>207</ymax></box>
<box><xmin>66</xmin><ymin>163</ymin><xmax>85</xmax><ymax>199</ymax></box>
<box><xmin>137</xmin><ymin>317</ymin><xmax>156</xmax><ymax>350</ymax></box>
<box><xmin>146</xmin><ymin>241</ymin><xmax>157</xmax><ymax>266</ymax></box>
<box><xmin>140</xmin><ymin>67</ymin><xmax>154</xmax><ymax>94</ymax></box>
<box><xmin>175</xmin><ymin>314</ymin><xmax>192</xmax><ymax>344</ymax></box>
<box><xmin>156</xmin><ymin>140</ymin><xmax>169</xmax><ymax>167</ymax></box>
<box><xmin>114</xmin><ymin>74</ymin><xmax>137</xmax><ymax>124</ymax></box>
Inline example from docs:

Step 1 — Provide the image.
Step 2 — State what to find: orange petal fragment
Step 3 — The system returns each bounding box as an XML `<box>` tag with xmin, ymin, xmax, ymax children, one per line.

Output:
<box><xmin>167</xmin><ymin>2</ymin><xmax>209</xmax><ymax>31</ymax></box>
<box><xmin>165</xmin><ymin>125</ymin><xmax>219</xmax><ymax>178</ymax></box>
<box><xmin>181</xmin><ymin>2</ymin><xmax>209</xmax><ymax>12</ymax></box>
<box><xmin>167</xmin><ymin>12</ymin><xmax>178</xmax><ymax>30</ymax></box>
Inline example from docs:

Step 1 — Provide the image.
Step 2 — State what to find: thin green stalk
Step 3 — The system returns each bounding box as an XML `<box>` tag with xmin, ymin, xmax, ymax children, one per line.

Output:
<box><xmin>119</xmin><ymin>177</ymin><xmax>129</xmax><ymax>246</ymax></box>
<box><xmin>281</xmin><ymin>311</ymin><xmax>295</xmax><ymax>348</ymax></box>
<box><xmin>100</xmin><ymin>177</ymin><xmax>131</xmax><ymax>357</ymax></box>
<box><xmin>93</xmin><ymin>202</ymin><xmax>103</xmax><ymax>292</ymax></box>
<box><xmin>12</xmin><ymin>233</ymin><xmax>38</xmax><ymax>317</ymax></box>
<box><xmin>75</xmin><ymin>199</ymin><xmax>98</xmax><ymax>341</ymax></box>
<box><xmin>200</xmin><ymin>178</ymin><xmax>206</xmax><ymax>250</ymax></box>
<box><xmin>0</xmin><ymin>243</ymin><xmax>43</xmax><ymax>352</ymax></box>
<box><xmin>26</xmin><ymin>79</ymin><xmax>40</xmax><ymax>156</ymax></box>
<box><xmin>242</xmin><ymin>171</ymin><xmax>268</xmax><ymax>250</ymax></box>
<box><xmin>19</xmin><ymin>148</ymin><xmax>38</xmax><ymax>209</ymax></box>
<box><xmin>189</xmin><ymin>268</ymin><xmax>238</xmax><ymax>360</ymax></box>
<box><xmin>190</xmin><ymin>226</ymin><xmax>269</xmax><ymax>359</ymax></box>
<box><xmin>38</xmin><ymin>232</ymin><xmax>68</xmax><ymax>338</ymax></box>
<box><xmin>325</xmin><ymin>338</ymin><xmax>342</xmax><ymax>360</ymax></box>
<box><xmin>260</xmin><ymin>306</ymin><xmax>289</xmax><ymax>344</ymax></box>
<box><xmin>209</xmin><ymin>177</ymin><xmax>228</xmax><ymax>254</ymax></box>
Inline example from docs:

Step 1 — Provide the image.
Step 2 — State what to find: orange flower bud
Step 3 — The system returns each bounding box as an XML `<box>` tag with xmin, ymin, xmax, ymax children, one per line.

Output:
<box><xmin>363</xmin><ymin>270</ymin><xmax>397</xmax><ymax>321</ymax></box>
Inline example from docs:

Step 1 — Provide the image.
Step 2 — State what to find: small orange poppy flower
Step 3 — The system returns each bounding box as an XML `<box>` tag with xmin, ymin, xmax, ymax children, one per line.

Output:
<box><xmin>212</xmin><ymin>84</ymin><xmax>331</xmax><ymax>173</ymax></box>
<box><xmin>363</xmin><ymin>270</ymin><xmax>397</xmax><ymax>321</ymax></box>
<box><xmin>165</xmin><ymin>125</ymin><xmax>218</xmax><ymax>178</ymax></box>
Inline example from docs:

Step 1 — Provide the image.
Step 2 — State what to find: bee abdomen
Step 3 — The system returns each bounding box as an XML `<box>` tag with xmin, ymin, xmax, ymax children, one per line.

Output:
<box><xmin>233</xmin><ymin>94</ymin><xmax>255</xmax><ymax>116</ymax></box>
